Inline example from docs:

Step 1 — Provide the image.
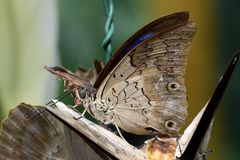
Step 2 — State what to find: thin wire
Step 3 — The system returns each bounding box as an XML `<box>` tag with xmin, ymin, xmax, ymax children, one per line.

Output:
<box><xmin>101</xmin><ymin>0</ymin><xmax>114</xmax><ymax>63</ymax></box>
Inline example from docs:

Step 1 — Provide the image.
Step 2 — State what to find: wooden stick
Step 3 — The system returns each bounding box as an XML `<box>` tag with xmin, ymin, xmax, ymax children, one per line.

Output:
<box><xmin>45</xmin><ymin>100</ymin><xmax>146</xmax><ymax>160</ymax></box>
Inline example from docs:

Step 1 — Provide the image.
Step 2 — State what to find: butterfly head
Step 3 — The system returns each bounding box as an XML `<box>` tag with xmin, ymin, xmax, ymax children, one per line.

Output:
<box><xmin>45</xmin><ymin>66</ymin><xmax>97</xmax><ymax>105</ymax></box>
<box><xmin>74</xmin><ymin>81</ymin><xmax>97</xmax><ymax>105</ymax></box>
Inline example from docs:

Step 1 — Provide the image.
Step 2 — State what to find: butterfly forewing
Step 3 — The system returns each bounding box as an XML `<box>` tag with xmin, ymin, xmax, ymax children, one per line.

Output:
<box><xmin>94</xmin><ymin>11</ymin><xmax>189</xmax><ymax>88</ymax></box>
<box><xmin>96</xmin><ymin>22</ymin><xmax>197</xmax><ymax>135</ymax></box>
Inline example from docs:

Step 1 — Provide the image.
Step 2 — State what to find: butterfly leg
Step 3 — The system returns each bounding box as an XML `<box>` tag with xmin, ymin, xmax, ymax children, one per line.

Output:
<box><xmin>81</xmin><ymin>107</ymin><xmax>88</xmax><ymax>116</ymax></box>
<box><xmin>72</xmin><ymin>106</ymin><xmax>89</xmax><ymax>120</ymax></box>
<box><xmin>199</xmin><ymin>149</ymin><xmax>213</xmax><ymax>160</ymax></box>
<box><xmin>72</xmin><ymin>90</ymin><xmax>89</xmax><ymax>119</ymax></box>
<box><xmin>113</xmin><ymin>121</ymin><xmax>127</xmax><ymax>142</ymax></box>
<box><xmin>73</xmin><ymin>106</ymin><xmax>89</xmax><ymax>120</ymax></box>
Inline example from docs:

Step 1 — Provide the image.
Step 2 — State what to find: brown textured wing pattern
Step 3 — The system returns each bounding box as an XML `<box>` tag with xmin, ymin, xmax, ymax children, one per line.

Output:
<box><xmin>0</xmin><ymin>103</ymin><xmax>114</xmax><ymax>160</ymax></box>
<box><xmin>94</xmin><ymin>11</ymin><xmax>189</xmax><ymax>88</ymax></box>
<box><xmin>97</xmin><ymin>22</ymin><xmax>197</xmax><ymax>135</ymax></box>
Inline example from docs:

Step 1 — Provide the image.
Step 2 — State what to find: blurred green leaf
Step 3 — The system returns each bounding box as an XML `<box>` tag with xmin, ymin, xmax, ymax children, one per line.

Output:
<box><xmin>0</xmin><ymin>0</ymin><xmax>59</xmax><ymax>117</ymax></box>
<box><xmin>58</xmin><ymin>0</ymin><xmax>148</xmax><ymax>70</ymax></box>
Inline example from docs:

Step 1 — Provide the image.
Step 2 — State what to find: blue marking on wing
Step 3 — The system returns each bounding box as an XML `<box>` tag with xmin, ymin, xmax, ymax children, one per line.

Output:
<box><xmin>123</xmin><ymin>32</ymin><xmax>155</xmax><ymax>54</ymax></box>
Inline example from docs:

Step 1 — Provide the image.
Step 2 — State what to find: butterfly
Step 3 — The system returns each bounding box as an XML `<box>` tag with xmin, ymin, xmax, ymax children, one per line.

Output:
<box><xmin>46</xmin><ymin>11</ymin><xmax>197</xmax><ymax>136</ymax></box>
<box><xmin>0</xmin><ymin>52</ymin><xmax>238</xmax><ymax>159</ymax></box>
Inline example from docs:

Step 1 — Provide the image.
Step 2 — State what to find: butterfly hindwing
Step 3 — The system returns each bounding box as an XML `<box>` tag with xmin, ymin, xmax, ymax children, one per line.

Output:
<box><xmin>96</xmin><ymin>21</ymin><xmax>197</xmax><ymax>135</ymax></box>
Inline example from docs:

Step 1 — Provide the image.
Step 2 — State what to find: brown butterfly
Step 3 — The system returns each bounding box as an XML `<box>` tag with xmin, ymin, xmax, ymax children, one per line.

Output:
<box><xmin>0</xmin><ymin>52</ymin><xmax>238</xmax><ymax>159</ymax></box>
<box><xmin>46</xmin><ymin>11</ymin><xmax>197</xmax><ymax>136</ymax></box>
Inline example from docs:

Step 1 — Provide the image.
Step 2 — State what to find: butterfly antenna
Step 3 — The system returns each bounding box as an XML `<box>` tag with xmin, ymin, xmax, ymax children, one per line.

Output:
<box><xmin>179</xmin><ymin>51</ymin><xmax>239</xmax><ymax>159</ymax></box>
<box><xmin>24</xmin><ymin>106</ymin><xmax>46</xmax><ymax>119</ymax></box>
<box><xmin>46</xmin><ymin>87</ymin><xmax>79</xmax><ymax>107</ymax></box>
<box><xmin>26</xmin><ymin>87</ymin><xmax>79</xmax><ymax>120</ymax></box>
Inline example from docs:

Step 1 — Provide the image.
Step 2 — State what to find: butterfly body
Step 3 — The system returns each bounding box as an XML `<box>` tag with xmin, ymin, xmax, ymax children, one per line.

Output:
<box><xmin>46</xmin><ymin>11</ymin><xmax>197</xmax><ymax>136</ymax></box>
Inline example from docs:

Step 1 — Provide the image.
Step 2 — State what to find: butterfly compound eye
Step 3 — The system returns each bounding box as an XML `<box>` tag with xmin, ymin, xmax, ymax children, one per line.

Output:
<box><xmin>79</xmin><ymin>87</ymin><xmax>86</xmax><ymax>98</ymax></box>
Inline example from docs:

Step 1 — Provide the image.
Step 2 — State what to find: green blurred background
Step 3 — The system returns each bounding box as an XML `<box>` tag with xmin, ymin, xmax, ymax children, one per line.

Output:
<box><xmin>0</xmin><ymin>0</ymin><xmax>239</xmax><ymax>159</ymax></box>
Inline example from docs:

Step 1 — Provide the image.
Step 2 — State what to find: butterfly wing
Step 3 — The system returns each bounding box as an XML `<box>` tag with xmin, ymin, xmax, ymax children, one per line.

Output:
<box><xmin>96</xmin><ymin>19</ymin><xmax>197</xmax><ymax>136</ymax></box>
<box><xmin>0</xmin><ymin>103</ymin><xmax>114</xmax><ymax>160</ymax></box>
<box><xmin>94</xmin><ymin>11</ymin><xmax>190</xmax><ymax>88</ymax></box>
